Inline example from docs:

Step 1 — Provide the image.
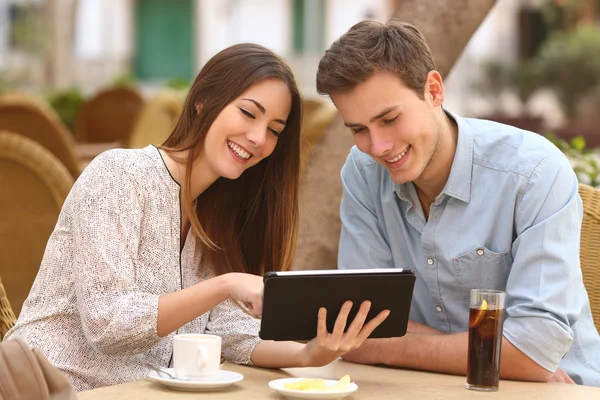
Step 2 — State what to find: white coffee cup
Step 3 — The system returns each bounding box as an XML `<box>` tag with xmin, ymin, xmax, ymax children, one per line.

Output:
<box><xmin>173</xmin><ymin>334</ymin><xmax>222</xmax><ymax>380</ymax></box>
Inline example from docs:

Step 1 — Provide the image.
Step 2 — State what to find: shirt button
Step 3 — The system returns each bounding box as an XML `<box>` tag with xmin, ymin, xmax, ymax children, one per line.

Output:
<box><xmin>435</xmin><ymin>305</ymin><xmax>443</xmax><ymax>312</ymax></box>
<box><xmin>427</xmin><ymin>257</ymin><xmax>434</xmax><ymax>265</ymax></box>
<box><xmin>477</xmin><ymin>248</ymin><xmax>484</xmax><ymax>256</ymax></box>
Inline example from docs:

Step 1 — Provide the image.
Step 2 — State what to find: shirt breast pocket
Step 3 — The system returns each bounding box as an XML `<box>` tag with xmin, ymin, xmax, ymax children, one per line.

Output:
<box><xmin>453</xmin><ymin>246</ymin><xmax>512</xmax><ymax>307</ymax></box>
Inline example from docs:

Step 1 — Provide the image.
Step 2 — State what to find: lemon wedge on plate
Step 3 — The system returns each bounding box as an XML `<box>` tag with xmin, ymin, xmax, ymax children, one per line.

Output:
<box><xmin>283</xmin><ymin>375</ymin><xmax>352</xmax><ymax>391</ymax></box>
<box><xmin>328</xmin><ymin>375</ymin><xmax>351</xmax><ymax>391</ymax></box>
<box><xmin>283</xmin><ymin>378</ymin><xmax>327</xmax><ymax>391</ymax></box>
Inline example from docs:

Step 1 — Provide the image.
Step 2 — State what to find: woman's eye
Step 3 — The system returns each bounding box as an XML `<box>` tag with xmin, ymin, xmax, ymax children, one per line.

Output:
<box><xmin>351</xmin><ymin>127</ymin><xmax>366</xmax><ymax>134</ymax></box>
<box><xmin>240</xmin><ymin>108</ymin><xmax>255</xmax><ymax>119</ymax></box>
<box><xmin>383</xmin><ymin>115</ymin><xmax>400</xmax><ymax>124</ymax></box>
<box><xmin>268</xmin><ymin>128</ymin><xmax>281</xmax><ymax>137</ymax></box>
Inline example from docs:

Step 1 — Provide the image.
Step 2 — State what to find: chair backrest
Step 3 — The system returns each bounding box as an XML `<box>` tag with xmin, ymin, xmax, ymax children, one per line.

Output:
<box><xmin>579</xmin><ymin>183</ymin><xmax>600</xmax><ymax>332</ymax></box>
<box><xmin>127</xmin><ymin>90</ymin><xmax>183</xmax><ymax>148</ymax></box>
<box><xmin>0</xmin><ymin>276</ymin><xmax>16</xmax><ymax>340</ymax></box>
<box><xmin>0</xmin><ymin>102</ymin><xmax>82</xmax><ymax>179</ymax></box>
<box><xmin>0</xmin><ymin>91</ymin><xmax>62</xmax><ymax>125</ymax></box>
<box><xmin>0</xmin><ymin>132</ymin><xmax>74</xmax><ymax>317</ymax></box>
<box><xmin>74</xmin><ymin>86</ymin><xmax>145</xmax><ymax>144</ymax></box>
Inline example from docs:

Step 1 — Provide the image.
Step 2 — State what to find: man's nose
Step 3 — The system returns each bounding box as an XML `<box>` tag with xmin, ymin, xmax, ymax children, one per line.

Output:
<box><xmin>370</xmin><ymin>129</ymin><xmax>393</xmax><ymax>157</ymax></box>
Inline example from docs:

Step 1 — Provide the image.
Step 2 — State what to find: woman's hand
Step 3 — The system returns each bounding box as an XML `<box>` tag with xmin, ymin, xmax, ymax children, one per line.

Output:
<box><xmin>223</xmin><ymin>273</ymin><xmax>264</xmax><ymax>318</ymax></box>
<box><xmin>300</xmin><ymin>300</ymin><xmax>390</xmax><ymax>367</ymax></box>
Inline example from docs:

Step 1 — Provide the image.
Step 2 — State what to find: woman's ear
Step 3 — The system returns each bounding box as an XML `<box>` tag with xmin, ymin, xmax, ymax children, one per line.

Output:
<box><xmin>195</xmin><ymin>102</ymin><xmax>203</xmax><ymax>114</ymax></box>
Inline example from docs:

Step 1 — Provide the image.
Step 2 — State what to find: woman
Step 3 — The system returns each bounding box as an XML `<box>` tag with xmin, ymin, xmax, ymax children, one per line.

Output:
<box><xmin>4</xmin><ymin>43</ymin><xmax>388</xmax><ymax>391</ymax></box>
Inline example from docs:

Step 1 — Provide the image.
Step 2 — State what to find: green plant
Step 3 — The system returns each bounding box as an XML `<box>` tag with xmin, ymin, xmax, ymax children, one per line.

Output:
<box><xmin>545</xmin><ymin>132</ymin><xmax>600</xmax><ymax>188</ymax></box>
<box><xmin>472</xmin><ymin>59</ymin><xmax>511</xmax><ymax>111</ymax></box>
<box><xmin>534</xmin><ymin>24</ymin><xmax>600</xmax><ymax>119</ymax></box>
<box><xmin>46</xmin><ymin>88</ymin><xmax>86</xmax><ymax>131</ymax></box>
<box><xmin>166</xmin><ymin>77</ymin><xmax>190</xmax><ymax>91</ymax></box>
<box><xmin>540</xmin><ymin>0</ymin><xmax>584</xmax><ymax>30</ymax></box>
<box><xmin>10</xmin><ymin>3</ymin><xmax>49</xmax><ymax>56</ymax></box>
<box><xmin>112</xmin><ymin>72</ymin><xmax>137</xmax><ymax>88</ymax></box>
<box><xmin>508</xmin><ymin>61</ymin><xmax>543</xmax><ymax>106</ymax></box>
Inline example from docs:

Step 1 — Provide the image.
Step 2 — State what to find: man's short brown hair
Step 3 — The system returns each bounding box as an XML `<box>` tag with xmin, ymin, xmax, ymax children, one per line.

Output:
<box><xmin>316</xmin><ymin>19</ymin><xmax>436</xmax><ymax>99</ymax></box>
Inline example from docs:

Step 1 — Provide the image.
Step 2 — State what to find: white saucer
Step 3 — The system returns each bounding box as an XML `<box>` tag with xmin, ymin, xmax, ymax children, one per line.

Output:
<box><xmin>147</xmin><ymin>368</ymin><xmax>243</xmax><ymax>391</ymax></box>
<box><xmin>268</xmin><ymin>377</ymin><xmax>358</xmax><ymax>399</ymax></box>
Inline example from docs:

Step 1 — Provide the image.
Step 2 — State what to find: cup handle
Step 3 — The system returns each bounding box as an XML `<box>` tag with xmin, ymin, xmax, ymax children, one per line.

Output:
<box><xmin>196</xmin><ymin>345</ymin><xmax>207</xmax><ymax>371</ymax></box>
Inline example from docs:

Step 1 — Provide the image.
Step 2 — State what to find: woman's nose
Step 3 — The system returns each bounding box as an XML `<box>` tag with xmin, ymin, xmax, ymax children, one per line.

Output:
<box><xmin>246</xmin><ymin>129</ymin><xmax>266</xmax><ymax>148</ymax></box>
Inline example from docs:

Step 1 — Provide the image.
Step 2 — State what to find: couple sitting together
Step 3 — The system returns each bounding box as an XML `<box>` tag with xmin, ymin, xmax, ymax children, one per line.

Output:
<box><xmin>3</xmin><ymin>19</ymin><xmax>600</xmax><ymax>391</ymax></box>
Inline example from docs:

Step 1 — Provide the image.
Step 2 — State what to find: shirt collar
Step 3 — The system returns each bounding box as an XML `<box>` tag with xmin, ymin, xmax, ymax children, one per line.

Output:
<box><xmin>442</xmin><ymin>109</ymin><xmax>473</xmax><ymax>203</ymax></box>
<box><xmin>394</xmin><ymin>108</ymin><xmax>473</xmax><ymax>204</ymax></box>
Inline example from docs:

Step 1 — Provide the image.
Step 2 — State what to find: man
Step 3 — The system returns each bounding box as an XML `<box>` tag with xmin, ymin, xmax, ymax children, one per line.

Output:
<box><xmin>316</xmin><ymin>19</ymin><xmax>600</xmax><ymax>386</ymax></box>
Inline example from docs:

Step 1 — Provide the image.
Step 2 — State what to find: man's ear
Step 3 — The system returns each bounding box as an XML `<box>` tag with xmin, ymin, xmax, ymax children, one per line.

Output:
<box><xmin>424</xmin><ymin>70</ymin><xmax>444</xmax><ymax>107</ymax></box>
<box><xmin>195</xmin><ymin>102</ymin><xmax>203</xmax><ymax>114</ymax></box>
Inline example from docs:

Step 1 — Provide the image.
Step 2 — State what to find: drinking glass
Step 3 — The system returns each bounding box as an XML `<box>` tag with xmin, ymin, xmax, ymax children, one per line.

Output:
<box><xmin>466</xmin><ymin>289</ymin><xmax>505</xmax><ymax>391</ymax></box>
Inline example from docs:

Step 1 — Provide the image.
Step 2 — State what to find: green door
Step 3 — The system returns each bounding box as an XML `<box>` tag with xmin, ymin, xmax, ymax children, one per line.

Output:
<box><xmin>135</xmin><ymin>0</ymin><xmax>194</xmax><ymax>82</ymax></box>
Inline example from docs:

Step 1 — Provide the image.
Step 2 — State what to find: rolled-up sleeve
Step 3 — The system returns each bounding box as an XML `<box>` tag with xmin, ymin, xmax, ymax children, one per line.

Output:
<box><xmin>206</xmin><ymin>299</ymin><xmax>262</xmax><ymax>365</ymax></box>
<box><xmin>71</xmin><ymin>157</ymin><xmax>162</xmax><ymax>356</ymax></box>
<box><xmin>339</xmin><ymin>149</ymin><xmax>393</xmax><ymax>270</ymax></box>
<box><xmin>504</xmin><ymin>153</ymin><xmax>585</xmax><ymax>372</ymax></box>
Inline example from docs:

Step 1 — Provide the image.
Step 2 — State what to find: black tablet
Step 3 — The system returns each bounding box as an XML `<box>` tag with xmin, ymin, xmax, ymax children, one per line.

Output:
<box><xmin>259</xmin><ymin>268</ymin><xmax>415</xmax><ymax>341</ymax></box>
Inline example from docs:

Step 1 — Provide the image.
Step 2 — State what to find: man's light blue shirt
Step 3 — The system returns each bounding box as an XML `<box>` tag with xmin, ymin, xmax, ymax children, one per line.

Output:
<box><xmin>338</xmin><ymin>111</ymin><xmax>600</xmax><ymax>386</ymax></box>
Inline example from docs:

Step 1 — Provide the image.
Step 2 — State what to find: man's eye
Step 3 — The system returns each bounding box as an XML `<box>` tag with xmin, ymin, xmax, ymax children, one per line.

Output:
<box><xmin>240</xmin><ymin>108</ymin><xmax>255</xmax><ymax>119</ymax></box>
<box><xmin>351</xmin><ymin>127</ymin><xmax>366</xmax><ymax>134</ymax></box>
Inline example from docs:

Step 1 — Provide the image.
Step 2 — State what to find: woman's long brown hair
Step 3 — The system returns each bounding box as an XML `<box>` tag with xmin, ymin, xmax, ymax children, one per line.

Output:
<box><xmin>161</xmin><ymin>43</ymin><xmax>301</xmax><ymax>276</ymax></box>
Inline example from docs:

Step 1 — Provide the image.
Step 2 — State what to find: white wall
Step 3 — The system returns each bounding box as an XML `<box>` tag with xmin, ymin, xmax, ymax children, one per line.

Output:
<box><xmin>443</xmin><ymin>0</ymin><xmax>521</xmax><ymax>116</ymax></box>
<box><xmin>74</xmin><ymin>0</ymin><xmax>104</xmax><ymax>60</ymax></box>
<box><xmin>105</xmin><ymin>0</ymin><xmax>132</xmax><ymax>61</ymax></box>
<box><xmin>238</xmin><ymin>0</ymin><xmax>290</xmax><ymax>55</ymax></box>
<box><xmin>197</xmin><ymin>0</ymin><xmax>290</xmax><ymax>70</ymax></box>
<box><xmin>326</xmin><ymin>0</ymin><xmax>389</xmax><ymax>47</ymax></box>
<box><xmin>75</xmin><ymin>0</ymin><xmax>133</xmax><ymax>61</ymax></box>
<box><xmin>290</xmin><ymin>0</ymin><xmax>389</xmax><ymax>98</ymax></box>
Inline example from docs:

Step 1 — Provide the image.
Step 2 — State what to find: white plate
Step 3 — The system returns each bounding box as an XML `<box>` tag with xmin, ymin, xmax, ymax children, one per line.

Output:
<box><xmin>147</xmin><ymin>368</ymin><xmax>243</xmax><ymax>391</ymax></box>
<box><xmin>268</xmin><ymin>377</ymin><xmax>358</xmax><ymax>399</ymax></box>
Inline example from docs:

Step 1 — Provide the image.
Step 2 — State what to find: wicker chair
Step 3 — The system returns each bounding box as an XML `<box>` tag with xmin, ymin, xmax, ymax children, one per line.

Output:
<box><xmin>0</xmin><ymin>131</ymin><xmax>74</xmax><ymax>317</ymax></box>
<box><xmin>0</xmin><ymin>101</ymin><xmax>82</xmax><ymax>179</ymax></box>
<box><xmin>579</xmin><ymin>183</ymin><xmax>600</xmax><ymax>332</ymax></box>
<box><xmin>74</xmin><ymin>86</ymin><xmax>145</xmax><ymax>144</ymax></box>
<box><xmin>0</xmin><ymin>276</ymin><xmax>16</xmax><ymax>340</ymax></box>
<box><xmin>127</xmin><ymin>90</ymin><xmax>183</xmax><ymax>149</ymax></box>
<box><xmin>0</xmin><ymin>91</ymin><xmax>62</xmax><ymax>125</ymax></box>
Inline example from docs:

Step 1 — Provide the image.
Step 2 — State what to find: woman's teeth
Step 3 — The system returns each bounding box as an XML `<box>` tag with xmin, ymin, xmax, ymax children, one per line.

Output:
<box><xmin>227</xmin><ymin>141</ymin><xmax>251</xmax><ymax>160</ymax></box>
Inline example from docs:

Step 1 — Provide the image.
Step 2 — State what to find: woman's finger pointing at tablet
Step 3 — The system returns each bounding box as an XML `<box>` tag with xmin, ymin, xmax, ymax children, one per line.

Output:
<box><xmin>225</xmin><ymin>273</ymin><xmax>264</xmax><ymax>318</ymax></box>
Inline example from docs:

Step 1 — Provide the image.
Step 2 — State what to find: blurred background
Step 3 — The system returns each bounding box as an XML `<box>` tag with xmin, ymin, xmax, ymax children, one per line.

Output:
<box><xmin>1</xmin><ymin>0</ymin><xmax>600</xmax><ymax>324</ymax></box>
<box><xmin>1</xmin><ymin>0</ymin><xmax>599</xmax><ymax>145</ymax></box>
<box><xmin>1</xmin><ymin>1</ymin><xmax>599</xmax><ymax>163</ymax></box>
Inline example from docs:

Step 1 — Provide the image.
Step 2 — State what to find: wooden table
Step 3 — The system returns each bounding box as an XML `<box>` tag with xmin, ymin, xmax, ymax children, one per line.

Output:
<box><xmin>78</xmin><ymin>360</ymin><xmax>599</xmax><ymax>399</ymax></box>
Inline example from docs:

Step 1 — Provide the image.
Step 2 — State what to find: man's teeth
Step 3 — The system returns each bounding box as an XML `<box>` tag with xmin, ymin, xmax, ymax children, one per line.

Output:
<box><xmin>386</xmin><ymin>145</ymin><xmax>411</xmax><ymax>163</ymax></box>
<box><xmin>227</xmin><ymin>141</ymin><xmax>251</xmax><ymax>160</ymax></box>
